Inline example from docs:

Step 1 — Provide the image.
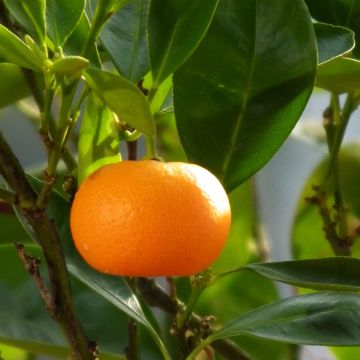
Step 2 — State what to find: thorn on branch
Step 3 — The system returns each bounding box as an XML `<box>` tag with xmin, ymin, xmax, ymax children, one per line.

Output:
<box><xmin>14</xmin><ymin>243</ymin><xmax>57</xmax><ymax>320</ymax></box>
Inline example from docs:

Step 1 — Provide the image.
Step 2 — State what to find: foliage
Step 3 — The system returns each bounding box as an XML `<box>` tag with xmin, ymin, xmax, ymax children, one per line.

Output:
<box><xmin>0</xmin><ymin>0</ymin><xmax>360</xmax><ymax>359</ymax></box>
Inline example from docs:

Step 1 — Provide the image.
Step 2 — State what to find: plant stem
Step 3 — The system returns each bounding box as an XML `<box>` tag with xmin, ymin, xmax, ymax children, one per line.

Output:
<box><xmin>81</xmin><ymin>1</ymin><xmax>112</xmax><ymax>57</ymax></box>
<box><xmin>0</xmin><ymin>131</ymin><xmax>95</xmax><ymax>360</ymax></box>
<box><xmin>0</xmin><ymin>187</ymin><xmax>16</xmax><ymax>204</ymax></box>
<box><xmin>145</xmin><ymin>136</ymin><xmax>159</xmax><ymax>159</ymax></box>
<box><xmin>125</xmin><ymin>319</ymin><xmax>140</xmax><ymax>360</ymax></box>
<box><xmin>135</xmin><ymin>278</ymin><xmax>250</xmax><ymax>360</ymax></box>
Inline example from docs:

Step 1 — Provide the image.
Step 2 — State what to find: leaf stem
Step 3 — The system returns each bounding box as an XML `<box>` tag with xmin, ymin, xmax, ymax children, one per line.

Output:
<box><xmin>145</xmin><ymin>135</ymin><xmax>159</xmax><ymax>159</ymax></box>
<box><xmin>81</xmin><ymin>1</ymin><xmax>112</xmax><ymax>57</ymax></box>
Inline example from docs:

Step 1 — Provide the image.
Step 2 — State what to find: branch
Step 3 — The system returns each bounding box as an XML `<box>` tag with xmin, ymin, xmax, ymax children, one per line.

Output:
<box><xmin>15</xmin><ymin>243</ymin><xmax>56</xmax><ymax>318</ymax></box>
<box><xmin>135</xmin><ymin>278</ymin><xmax>251</xmax><ymax>360</ymax></box>
<box><xmin>0</xmin><ymin>130</ymin><xmax>96</xmax><ymax>360</ymax></box>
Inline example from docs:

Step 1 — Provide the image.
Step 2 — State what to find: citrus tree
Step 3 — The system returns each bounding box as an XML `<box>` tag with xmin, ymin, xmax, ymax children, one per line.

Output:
<box><xmin>1</xmin><ymin>0</ymin><xmax>360</xmax><ymax>359</ymax></box>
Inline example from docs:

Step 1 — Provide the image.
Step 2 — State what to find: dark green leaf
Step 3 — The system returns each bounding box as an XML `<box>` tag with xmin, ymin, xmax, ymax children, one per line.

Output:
<box><xmin>0</xmin><ymin>25</ymin><xmax>40</xmax><ymax>70</ymax></box>
<box><xmin>305</xmin><ymin>0</ymin><xmax>360</xmax><ymax>57</ymax></box>
<box><xmin>0</xmin><ymin>64</ymin><xmax>30</xmax><ymax>109</ymax></box>
<box><xmin>314</xmin><ymin>23</ymin><xmax>355</xmax><ymax>64</ymax></box>
<box><xmin>98</xmin><ymin>0</ymin><xmax>150</xmax><ymax>82</ymax></box>
<box><xmin>84</xmin><ymin>68</ymin><xmax>155</xmax><ymax>136</ymax></box>
<box><xmin>46</xmin><ymin>0</ymin><xmax>85</xmax><ymax>47</ymax></box>
<box><xmin>316</xmin><ymin>57</ymin><xmax>360</xmax><ymax>93</ymax></box>
<box><xmin>247</xmin><ymin>257</ymin><xmax>360</xmax><ymax>291</ymax></box>
<box><xmin>149</xmin><ymin>0</ymin><xmax>218</xmax><ymax>87</ymax></box>
<box><xmin>196</xmin><ymin>264</ymin><xmax>289</xmax><ymax>360</ymax></box>
<box><xmin>3</xmin><ymin>0</ymin><xmax>46</xmax><ymax>42</ymax></box>
<box><xmin>209</xmin><ymin>292</ymin><xmax>360</xmax><ymax>346</ymax></box>
<box><xmin>173</xmin><ymin>0</ymin><xmax>317</xmax><ymax>192</ymax></box>
<box><xmin>77</xmin><ymin>91</ymin><xmax>121</xmax><ymax>184</ymax></box>
<box><xmin>50</xmin><ymin>56</ymin><xmax>89</xmax><ymax>75</ymax></box>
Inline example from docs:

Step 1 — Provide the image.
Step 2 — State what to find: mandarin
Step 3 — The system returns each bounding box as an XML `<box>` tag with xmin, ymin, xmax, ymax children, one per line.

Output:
<box><xmin>70</xmin><ymin>160</ymin><xmax>231</xmax><ymax>276</ymax></box>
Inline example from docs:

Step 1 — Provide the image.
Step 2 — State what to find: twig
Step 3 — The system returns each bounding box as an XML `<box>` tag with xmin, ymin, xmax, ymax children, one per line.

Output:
<box><xmin>0</xmin><ymin>130</ymin><xmax>95</xmax><ymax>360</ymax></box>
<box><xmin>125</xmin><ymin>319</ymin><xmax>139</xmax><ymax>360</ymax></box>
<box><xmin>305</xmin><ymin>185</ymin><xmax>351</xmax><ymax>256</ymax></box>
<box><xmin>135</xmin><ymin>278</ymin><xmax>251</xmax><ymax>360</ymax></box>
<box><xmin>15</xmin><ymin>243</ymin><xmax>56</xmax><ymax>318</ymax></box>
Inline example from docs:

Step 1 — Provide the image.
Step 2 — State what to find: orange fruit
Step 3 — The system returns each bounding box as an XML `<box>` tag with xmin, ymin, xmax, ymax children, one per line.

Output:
<box><xmin>70</xmin><ymin>160</ymin><xmax>231</xmax><ymax>276</ymax></box>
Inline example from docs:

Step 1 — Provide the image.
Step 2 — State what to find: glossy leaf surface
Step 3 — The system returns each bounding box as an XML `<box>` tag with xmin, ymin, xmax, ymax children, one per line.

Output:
<box><xmin>99</xmin><ymin>0</ymin><xmax>150</xmax><ymax>82</ymax></box>
<box><xmin>77</xmin><ymin>91</ymin><xmax>121</xmax><ymax>184</ymax></box>
<box><xmin>0</xmin><ymin>25</ymin><xmax>40</xmax><ymax>70</ymax></box>
<box><xmin>46</xmin><ymin>0</ymin><xmax>85</xmax><ymax>47</ymax></box>
<box><xmin>174</xmin><ymin>0</ymin><xmax>317</xmax><ymax>191</ymax></box>
<box><xmin>316</xmin><ymin>57</ymin><xmax>360</xmax><ymax>93</ymax></box>
<box><xmin>209</xmin><ymin>292</ymin><xmax>360</xmax><ymax>346</ymax></box>
<box><xmin>305</xmin><ymin>0</ymin><xmax>360</xmax><ymax>57</ymax></box>
<box><xmin>0</xmin><ymin>64</ymin><xmax>30</xmax><ymax>109</ymax></box>
<box><xmin>149</xmin><ymin>0</ymin><xmax>218</xmax><ymax>87</ymax></box>
<box><xmin>314</xmin><ymin>23</ymin><xmax>355</xmax><ymax>64</ymax></box>
<box><xmin>84</xmin><ymin>69</ymin><xmax>155</xmax><ymax>136</ymax></box>
<box><xmin>3</xmin><ymin>0</ymin><xmax>46</xmax><ymax>42</ymax></box>
<box><xmin>247</xmin><ymin>257</ymin><xmax>360</xmax><ymax>291</ymax></box>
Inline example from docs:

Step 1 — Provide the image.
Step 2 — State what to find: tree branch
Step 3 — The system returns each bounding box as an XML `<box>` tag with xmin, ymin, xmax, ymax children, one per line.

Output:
<box><xmin>135</xmin><ymin>278</ymin><xmax>251</xmax><ymax>360</ymax></box>
<box><xmin>0</xmin><ymin>130</ymin><xmax>96</xmax><ymax>360</ymax></box>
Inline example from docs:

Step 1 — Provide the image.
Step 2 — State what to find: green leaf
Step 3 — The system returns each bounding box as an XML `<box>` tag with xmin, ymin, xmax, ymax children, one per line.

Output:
<box><xmin>173</xmin><ymin>0</ymin><xmax>317</xmax><ymax>192</ymax></box>
<box><xmin>84</xmin><ymin>69</ymin><xmax>155</xmax><ymax>136</ymax></box>
<box><xmin>3</xmin><ymin>0</ymin><xmax>46</xmax><ymax>43</ymax></box>
<box><xmin>305</xmin><ymin>0</ymin><xmax>360</xmax><ymax>57</ymax></box>
<box><xmin>46</xmin><ymin>0</ymin><xmax>85</xmax><ymax>47</ymax></box>
<box><xmin>149</xmin><ymin>0</ymin><xmax>218</xmax><ymax>87</ymax></box>
<box><xmin>97</xmin><ymin>0</ymin><xmax>150</xmax><ymax>82</ymax></box>
<box><xmin>316</xmin><ymin>57</ymin><xmax>360</xmax><ymax>93</ymax></box>
<box><xmin>143</xmin><ymin>73</ymin><xmax>172</xmax><ymax>114</ymax></box>
<box><xmin>314</xmin><ymin>23</ymin><xmax>355</xmax><ymax>64</ymax></box>
<box><xmin>208</xmin><ymin>292</ymin><xmax>360</xmax><ymax>346</ymax></box>
<box><xmin>50</xmin><ymin>56</ymin><xmax>89</xmax><ymax>75</ymax></box>
<box><xmin>77</xmin><ymin>91</ymin><xmax>121</xmax><ymax>184</ymax></box>
<box><xmin>63</xmin><ymin>13</ymin><xmax>101</xmax><ymax>67</ymax></box>
<box><xmin>0</xmin><ymin>25</ymin><xmax>40</xmax><ymax>70</ymax></box>
<box><xmin>247</xmin><ymin>257</ymin><xmax>360</xmax><ymax>291</ymax></box>
<box><xmin>196</xmin><ymin>265</ymin><xmax>289</xmax><ymax>360</ymax></box>
<box><xmin>0</xmin><ymin>64</ymin><xmax>30</xmax><ymax>109</ymax></box>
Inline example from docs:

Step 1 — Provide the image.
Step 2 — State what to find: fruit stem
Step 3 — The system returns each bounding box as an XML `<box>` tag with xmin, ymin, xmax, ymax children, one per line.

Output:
<box><xmin>145</xmin><ymin>135</ymin><xmax>160</xmax><ymax>160</ymax></box>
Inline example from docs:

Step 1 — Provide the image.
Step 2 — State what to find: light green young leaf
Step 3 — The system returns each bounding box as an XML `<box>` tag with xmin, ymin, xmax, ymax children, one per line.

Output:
<box><xmin>50</xmin><ymin>56</ymin><xmax>89</xmax><ymax>75</ymax></box>
<box><xmin>84</xmin><ymin>69</ymin><xmax>155</xmax><ymax>136</ymax></box>
<box><xmin>149</xmin><ymin>0</ymin><xmax>218</xmax><ymax>88</ymax></box>
<box><xmin>77</xmin><ymin>91</ymin><xmax>121</xmax><ymax>184</ymax></box>
<box><xmin>3</xmin><ymin>0</ymin><xmax>46</xmax><ymax>42</ymax></box>
<box><xmin>46</xmin><ymin>0</ymin><xmax>85</xmax><ymax>47</ymax></box>
<box><xmin>143</xmin><ymin>73</ymin><xmax>172</xmax><ymax>114</ymax></box>
<box><xmin>247</xmin><ymin>257</ymin><xmax>360</xmax><ymax>292</ymax></box>
<box><xmin>0</xmin><ymin>25</ymin><xmax>40</xmax><ymax>70</ymax></box>
<box><xmin>316</xmin><ymin>57</ymin><xmax>360</xmax><ymax>93</ymax></box>
<box><xmin>0</xmin><ymin>64</ymin><xmax>30</xmax><ymax>109</ymax></box>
